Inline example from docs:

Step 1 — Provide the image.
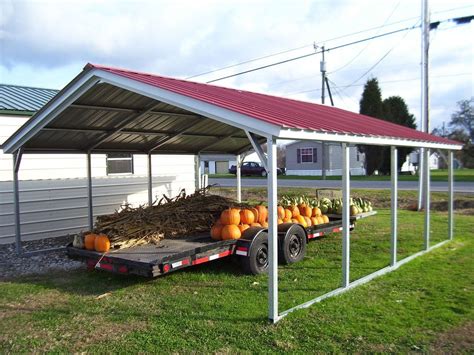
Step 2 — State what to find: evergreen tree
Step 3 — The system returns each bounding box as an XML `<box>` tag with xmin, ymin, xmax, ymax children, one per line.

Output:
<box><xmin>359</xmin><ymin>78</ymin><xmax>384</xmax><ymax>175</ymax></box>
<box><xmin>381</xmin><ymin>96</ymin><xmax>417</xmax><ymax>172</ymax></box>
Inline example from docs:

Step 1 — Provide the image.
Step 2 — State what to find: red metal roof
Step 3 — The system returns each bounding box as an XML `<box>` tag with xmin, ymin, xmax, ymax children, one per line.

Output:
<box><xmin>87</xmin><ymin>63</ymin><xmax>460</xmax><ymax>146</ymax></box>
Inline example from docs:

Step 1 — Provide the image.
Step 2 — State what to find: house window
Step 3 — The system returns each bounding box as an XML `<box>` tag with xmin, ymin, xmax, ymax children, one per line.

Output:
<box><xmin>297</xmin><ymin>147</ymin><xmax>317</xmax><ymax>163</ymax></box>
<box><xmin>106</xmin><ymin>153</ymin><xmax>133</xmax><ymax>175</ymax></box>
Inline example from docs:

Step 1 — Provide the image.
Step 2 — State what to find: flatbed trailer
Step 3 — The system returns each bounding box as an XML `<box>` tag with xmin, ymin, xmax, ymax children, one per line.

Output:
<box><xmin>67</xmin><ymin>212</ymin><xmax>376</xmax><ymax>277</ymax></box>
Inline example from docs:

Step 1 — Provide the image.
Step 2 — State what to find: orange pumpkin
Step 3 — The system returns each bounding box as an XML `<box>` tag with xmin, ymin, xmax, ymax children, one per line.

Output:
<box><xmin>256</xmin><ymin>205</ymin><xmax>268</xmax><ymax>224</ymax></box>
<box><xmin>240</xmin><ymin>209</ymin><xmax>255</xmax><ymax>225</ymax></box>
<box><xmin>290</xmin><ymin>205</ymin><xmax>300</xmax><ymax>217</ymax></box>
<box><xmin>301</xmin><ymin>206</ymin><xmax>312</xmax><ymax>218</ymax></box>
<box><xmin>277</xmin><ymin>218</ymin><xmax>283</xmax><ymax>225</ymax></box>
<box><xmin>84</xmin><ymin>233</ymin><xmax>97</xmax><ymax>250</ymax></box>
<box><xmin>211</xmin><ymin>224</ymin><xmax>223</xmax><ymax>240</ymax></box>
<box><xmin>317</xmin><ymin>216</ymin><xmax>325</xmax><ymax>225</ymax></box>
<box><xmin>221</xmin><ymin>225</ymin><xmax>241</xmax><ymax>240</ymax></box>
<box><xmin>238</xmin><ymin>224</ymin><xmax>250</xmax><ymax>233</ymax></box>
<box><xmin>283</xmin><ymin>217</ymin><xmax>292</xmax><ymax>223</ymax></box>
<box><xmin>304</xmin><ymin>216</ymin><xmax>312</xmax><ymax>227</ymax></box>
<box><xmin>322</xmin><ymin>215</ymin><xmax>329</xmax><ymax>224</ymax></box>
<box><xmin>312</xmin><ymin>207</ymin><xmax>322</xmax><ymax>217</ymax></box>
<box><xmin>296</xmin><ymin>215</ymin><xmax>307</xmax><ymax>227</ymax></box>
<box><xmin>251</xmin><ymin>222</ymin><xmax>262</xmax><ymax>227</ymax></box>
<box><xmin>284</xmin><ymin>209</ymin><xmax>292</xmax><ymax>220</ymax></box>
<box><xmin>291</xmin><ymin>218</ymin><xmax>299</xmax><ymax>223</ymax></box>
<box><xmin>277</xmin><ymin>206</ymin><xmax>285</xmax><ymax>219</ymax></box>
<box><xmin>311</xmin><ymin>217</ymin><xmax>319</xmax><ymax>226</ymax></box>
<box><xmin>95</xmin><ymin>234</ymin><xmax>110</xmax><ymax>252</ymax></box>
<box><xmin>220</xmin><ymin>208</ymin><xmax>240</xmax><ymax>225</ymax></box>
<box><xmin>261</xmin><ymin>221</ymin><xmax>269</xmax><ymax>228</ymax></box>
<box><xmin>215</xmin><ymin>219</ymin><xmax>223</xmax><ymax>226</ymax></box>
<box><xmin>249</xmin><ymin>207</ymin><xmax>259</xmax><ymax>223</ymax></box>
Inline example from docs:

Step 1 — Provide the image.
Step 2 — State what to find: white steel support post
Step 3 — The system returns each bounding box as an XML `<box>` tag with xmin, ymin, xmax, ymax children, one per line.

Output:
<box><xmin>194</xmin><ymin>155</ymin><xmax>201</xmax><ymax>190</ymax></box>
<box><xmin>147</xmin><ymin>153</ymin><xmax>153</xmax><ymax>206</ymax></box>
<box><xmin>267</xmin><ymin>136</ymin><xmax>279</xmax><ymax>323</ymax></box>
<box><xmin>236</xmin><ymin>154</ymin><xmax>242</xmax><ymax>203</ymax></box>
<box><xmin>448</xmin><ymin>150</ymin><xmax>454</xmax><ymax>240</ymax></box>
<box><xmin>13</xmin><ymin>148</ymin><xmax>23</xmax><ymax>255</ymax></box>
<box><xmin>86</xmin><ymin>152</ymin><xmax>94</xmax><ymax>231</ymax></box>
<box><xmin>341</xmin><ymin>143</ymin><xmax>350</xmax><ymax>288</ymax></box>
<box><xmin>423</xmin><ymin>148</ymin><xmax>430</xmax><ymax>250</ymax></box>
<box><xmin>390</xmin><ymin>146</ymin><xmax>398</xmax><ymax>266</ymax></box>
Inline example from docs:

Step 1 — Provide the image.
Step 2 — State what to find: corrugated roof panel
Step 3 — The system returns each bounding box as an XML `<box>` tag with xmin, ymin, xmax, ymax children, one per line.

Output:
<box><xmin>0</xmin><ymin>84</ymin><xmax>58</xmax><ymax>112</ymax></box>
<box><xmin>88</xmin><ymin>63</ymin><xmax>459</xmax><ymax>146</ymax></box>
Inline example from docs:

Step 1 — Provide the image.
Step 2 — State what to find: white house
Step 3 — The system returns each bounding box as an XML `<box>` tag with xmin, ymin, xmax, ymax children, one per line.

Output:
<box><xmin>0</xmin><ymin>84</ymin><xmax>195</xmax><ymax>243</ymax></box>
<box><xmin>401</xmin><ymin>150</ymin><xmax>441</xmax><ymax>173</ymax></box>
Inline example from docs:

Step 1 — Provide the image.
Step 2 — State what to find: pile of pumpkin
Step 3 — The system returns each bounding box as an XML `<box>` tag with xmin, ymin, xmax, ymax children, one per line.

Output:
<box><xmin>210</xmin><ymin>204</ymin><xmax>330</xmax><ymax>241</ymax></box>
<box><xmin>73</xmin><ymin>232</ymin><xmax>111</xmax><ymax>253</ymax></box>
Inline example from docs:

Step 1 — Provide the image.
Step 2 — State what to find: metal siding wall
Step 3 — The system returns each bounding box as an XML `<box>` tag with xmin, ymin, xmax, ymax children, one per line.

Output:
<box><xmin>0</xmin><ymin>155</ymin><xmax>195</xmax><ymax>244</ymax></box>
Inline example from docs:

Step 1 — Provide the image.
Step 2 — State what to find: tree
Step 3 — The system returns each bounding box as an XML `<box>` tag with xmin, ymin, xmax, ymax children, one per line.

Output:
<box><xmin>381</xmin><ymin>96</ymin><xmax>417</xmax><ymax>172</ymax></box>
<box><xmin>358</xmin><ymin>78</ymin><xmax>384</xmax><ymax>175</ymax></box>
<box><xmin>432</xmin><ymin>98</ymin><xmax>474</xmax><ymax>168</ymax></box>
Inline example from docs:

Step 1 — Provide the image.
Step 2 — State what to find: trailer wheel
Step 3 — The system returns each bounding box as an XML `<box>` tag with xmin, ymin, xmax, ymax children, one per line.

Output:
<box><xmin>241</xmin><ymin>231</ymin><xmax>269</xmax><ymax>275</ymax></box>
<box><xmin>280</xmin><ymin>225</ymin><xmax>306</xmax><ymax>264</ymax></box>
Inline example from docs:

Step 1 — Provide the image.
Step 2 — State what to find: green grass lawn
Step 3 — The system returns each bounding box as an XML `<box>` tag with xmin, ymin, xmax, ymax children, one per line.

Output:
<box><xmin>210</xmin><ymin>168</ymin><xmax>474</xmax><ymax>182</ymax></box>
<box><xmin>1</xmin><ymin>194</ymin><xmax>473</xmax><ymax>352</ymax></box>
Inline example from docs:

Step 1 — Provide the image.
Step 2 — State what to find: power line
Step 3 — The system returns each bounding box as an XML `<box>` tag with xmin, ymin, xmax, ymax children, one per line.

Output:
<box><xmin>206</xmin><ymin>24</ymin><xmax>420</xmax><ymax>84</ymax></box>
<box><xmin>186</xmin><ymin>5</ymin><xmax>472</xmax><ymax>80</ymax></box>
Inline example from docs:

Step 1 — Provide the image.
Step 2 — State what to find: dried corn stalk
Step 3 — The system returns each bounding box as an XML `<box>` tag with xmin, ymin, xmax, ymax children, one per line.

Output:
<box><xmin>94</xmin><ymin>187</ymin><xmax>247</xmax><ymax>249</ymax></box>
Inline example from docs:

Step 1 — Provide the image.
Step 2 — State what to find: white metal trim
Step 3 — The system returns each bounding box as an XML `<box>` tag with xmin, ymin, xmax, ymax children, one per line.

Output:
<box><xmin>390</xmin><ymin>146</ymin><xmax>398</xmax><ymax>266</ymax></box>
<box><xmin>448</xmin><ymin>150</ymin><xmax>454</xmax><ymax>240</ymax></box>
<box><xmin>423</xmin><ymin>148</ymin><xmax>430</xmax><ymax>249</ymax></box>
<box><xmin>341</xmin><ymin>143</ymin><xmax>350</xmax><ymax>287</ymax></box>
<box><xmin>279</xmin><ymin>129</ymin><xmax>462</xmax><ymax>150</ymax></box>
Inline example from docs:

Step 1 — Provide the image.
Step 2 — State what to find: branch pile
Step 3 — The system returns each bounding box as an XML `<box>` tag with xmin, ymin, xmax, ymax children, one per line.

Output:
<box><xmin>94</xmin><ymin>187</ymin><xmax>245</xmax><ymax>249</ymax></box>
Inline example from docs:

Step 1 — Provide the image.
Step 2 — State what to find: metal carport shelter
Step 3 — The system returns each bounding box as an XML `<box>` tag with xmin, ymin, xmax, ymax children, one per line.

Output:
<box><xmin>2</xmin><ymin>63</ymin><xmax>463</xmax><ymax>323</ymax></box>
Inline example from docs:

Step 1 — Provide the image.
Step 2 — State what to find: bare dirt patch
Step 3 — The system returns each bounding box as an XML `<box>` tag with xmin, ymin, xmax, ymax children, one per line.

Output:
<box><xmin>430</xmin><ymin>321</ymin><xmax>474</xmax><ymax>354</ymax></box>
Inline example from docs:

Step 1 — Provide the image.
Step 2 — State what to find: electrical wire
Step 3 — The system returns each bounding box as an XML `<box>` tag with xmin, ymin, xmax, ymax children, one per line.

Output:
<box><xmin>186</xmin><ymin>5</ymin><xmax>472</xmax><ymax>80</ymax></box>
<box><xmin>206</xmin><ymin>24</ymin><xmax>420</xmax><ymax>84</ymax></box>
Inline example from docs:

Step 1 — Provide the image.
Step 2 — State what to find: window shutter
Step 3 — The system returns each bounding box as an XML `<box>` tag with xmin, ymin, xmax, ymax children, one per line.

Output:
<box><xmin>297</xmin><ymin>148</ymin><xmax>301</xmax><ymax>163</ymax></box>
<box><xmin>313</xmin><ymin>148</ymin><xmax>317</xmax><ymax>163</ymax></box>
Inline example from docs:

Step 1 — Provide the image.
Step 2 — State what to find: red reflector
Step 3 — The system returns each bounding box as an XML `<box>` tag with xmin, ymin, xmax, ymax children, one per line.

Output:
<box><xmin>118</xmin><ymin>265</ymin><xmax>128</xmax><ymax>273</ymax></box>
<box><xmin>236</xmin><ymin>247</ymin><xmax>248</xmax><ymax>252</ymax></box>
<box><xmin>98</xmin><ymin>262</ymin><xmax>113</xmax><ymax>271</ymax></box>
<box><xmin>163</xmin><ymin>264</ymin><xmax>170</xmax><ymax>273</ymax></box>
<box><xmin>182</xmin><ymin>259</ymin><xmax>190</xmax><ymax>266</ymax></box>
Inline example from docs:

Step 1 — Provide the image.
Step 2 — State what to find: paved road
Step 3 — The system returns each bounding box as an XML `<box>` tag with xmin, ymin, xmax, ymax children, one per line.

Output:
<box><xmin>209</xmin><ymin>178</ymin><xmax>474</xmax><ymax>193</ymax></box>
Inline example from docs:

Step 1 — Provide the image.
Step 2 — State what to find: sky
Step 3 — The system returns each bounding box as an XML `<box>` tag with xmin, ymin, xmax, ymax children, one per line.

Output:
<box><xmin>0</xmin><ymin>0</ymin><xmax>473</xmax><ymax>132</ymax></box>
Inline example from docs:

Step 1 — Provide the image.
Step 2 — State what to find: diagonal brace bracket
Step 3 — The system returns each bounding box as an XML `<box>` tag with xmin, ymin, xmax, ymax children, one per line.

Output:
<box><xmin>245</xmin><ymin>131</ymin><xmax>268</xmax><ymax>171</ymax></box>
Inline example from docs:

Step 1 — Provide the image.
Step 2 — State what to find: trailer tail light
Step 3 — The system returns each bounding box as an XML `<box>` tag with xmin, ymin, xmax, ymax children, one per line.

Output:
<box><xmin>308</xmin><ymin>232</ymin><xmax>322</xmax><ymax>239</ymax></box>
<box><xmin>235</xmin><ymin>247</ymin><xmax>248</xmax><ymax>256</ymax></box>
<box><xmin>163</xmin><ymin>264</ymin><xmax>170</xmax><ymax>273</ymax></box>
<box><xmin>192</xmin><ymin>249</ymin><xmax>233</xmax><ymax>265</ymax></box>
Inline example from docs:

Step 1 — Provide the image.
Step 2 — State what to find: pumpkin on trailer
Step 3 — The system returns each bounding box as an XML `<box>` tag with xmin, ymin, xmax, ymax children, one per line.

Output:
<box><xmin>211</xmin><ymin>224</ymin><xmax>223</xmax><ymax>240</ymax></box>
<box><xmin>277</xmin><ymin>206</ymin><xmax>285</xmax><ymax>219</ymax></box>
<box><xmin>238</xmin><ymin>224</ymin><xmax>250</xmax><ymax>233</ymax></box>
<box><xmin>304</xmin><ymin>216</ymin><xmax>312</xmax><ymax>227</ymax></box>
<box><xmin>317</xmin><ymin>216</ymin><xmax>325</xmax><ymax>225</ymax></box>
<box><xmin>312</xmin><ymin>207</ymin><xmax>322</xmax><ymax>217</ymax></box>
<box><xmin>291</xmin><ymin>218</ymin><xmax>299</xmax><ymax>223</ymax></box>
<box><xmin>261</xmin><ymin>221</ymin><xmax>269</xmax><ymax>228</ymax></box>
<box><xmin>277</xmin><ymin>218</ymin><xmax>283</xmax><ymax>225</ymax></box>
<box><xmin>95</xmin><ymin>234</ymin><xmax>110</xmax><ymax>252</ymax></box>
<box><xmin>311</xmin><ymin>217</ymin><xmax>319</xmax><ymax>225</ymax></box>
<box><xmin>240</xmin><ymin>209</ymin><xmax>255</xmax><ymax>225</ymax></box>
<box><xmin>322</xmin><ymin>215</ymin><xmax>329</xmax><ymax>224</ymax></box>
<box><xmin>290</xmin><ymin>205</ymin><xmax>300</xmax><ymax>217</ymax></box>
<box><xmin>251</xmin><ymin>222</ymin><xmax>262</xmax><ymax>227</ymax></box>
<box><xmin>221</xmin><ymin>225</ymin><xmax>241</xmax><ymax>240</ymax></box>
<box><xmin>249</xmin><ymin>207</ymin><xmax>259</xmax><ymax>222</ymax></box>
<box><xmin>84</xmin><ymin>233</ymin><xmax>97</xmax><ymax>250</ymax></box>
<box><xmin>256</xmin><ymin>205</ymin><xmax>268</xmax><ymax>224</ymax></box>
<box><xmin>300</xmin><ymin>206</ymin><xmax>312</xmax><ymax>218</ymax></box>
<box><xmin>296</xmin><ymin>215</ymin><xmax>307</xmax><ymax>227</ymax></box>
<box><xmin>284</xmin><ymin>208</ymin><xmax>292</xmax><ymax>220</ymax></box>
<box><xmin>283</xmin><ymin>217</ymin><xmax>292</xmax><ymax>223</ymax></box>
<box><xmin>220</xmin><ymin>208</ymin><xmax>240</xmax><ymax>225</ymax></box>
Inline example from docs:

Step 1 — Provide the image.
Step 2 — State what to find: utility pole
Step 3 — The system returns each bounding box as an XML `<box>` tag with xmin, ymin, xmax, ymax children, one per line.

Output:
<box><xmin>320</xmin><ymin>45</ymin><xmax>327</xmax><ymax>180</ymax></box>
<box><xmin>418</xmin><ymin>0</ymin><xmax>430</xmax><ymax>210</ymax></box>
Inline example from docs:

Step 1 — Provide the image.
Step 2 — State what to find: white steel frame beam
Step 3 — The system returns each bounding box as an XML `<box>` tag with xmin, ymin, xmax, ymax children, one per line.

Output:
<box><xmin>448</xmin><ymin>150</ymin><xmax>454</xmax><ymax>240</ymax></box>
<box><xmin>236</xmin><ymin>154</ymin><xmax>243</xmax><ymax>203</ymax></box>
<box><xmin>194</xmin><ymin>155</ymin><xmax>201</xmax><ymax>191</ymax></box>
<box><xmin>423</xmin><ymin>148</ymin><xmax>431</xmax><ymax>250</ymax></box>
<box><xmin>147</xmin><ymin>153</ymin><xmax>153</xmax><ymax>206</ymax></box>
<box><xmin>13</xmin><ymin>148</ymin><xmax>23</xmax><ymax>254</ymax></box>
<box><xmin>245</xmin><ymin>131</ymin><xmax>268</xmax><ymax>170</ymax></box>
<box><xmin>267</xmin><ymin>136</ymin><xmax>279</xmax><ymax>323</ymax></box>
<box><xmin>86</xmin><ymin>152</ymin><xmax>94</xmax><ymax>231</ymax></box>
<box><xmin>391</xmin><ymin>146</ymin><xmax>398</xmax><ymax>266</ymax></box>
<box><xmin>341</xmin><ymin>143</ymin><xmax>350</xmax><ymax>287</ymax></box>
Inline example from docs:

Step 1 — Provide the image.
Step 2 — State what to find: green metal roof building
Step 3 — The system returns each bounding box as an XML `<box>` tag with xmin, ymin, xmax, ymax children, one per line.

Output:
<box><xmin>0</xmin><ymin>84</ymin><xmax>58</xmax><ymax>116</ymax></box>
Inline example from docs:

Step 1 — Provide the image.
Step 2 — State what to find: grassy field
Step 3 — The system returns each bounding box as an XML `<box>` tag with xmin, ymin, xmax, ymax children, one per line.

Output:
<box><xmin>210</xmin><ymin>168</ymin><xmax>474</xmax><ymax>182</ymax></box>
<box><xmin>1</xmin><ymin>190</ymin><xmax>473</xmax><ymax>352</ymax></box>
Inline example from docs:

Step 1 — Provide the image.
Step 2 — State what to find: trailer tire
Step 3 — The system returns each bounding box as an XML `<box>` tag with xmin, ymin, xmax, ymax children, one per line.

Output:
<box><xmin>240</xmin><ymin>231</ymin><xmax>269</xmax><ymax>275</ymax></box>
<box><xmin>280</xmin><ymin>225</ymin><xmax>306</xmax><ymax>264</ymax></box>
